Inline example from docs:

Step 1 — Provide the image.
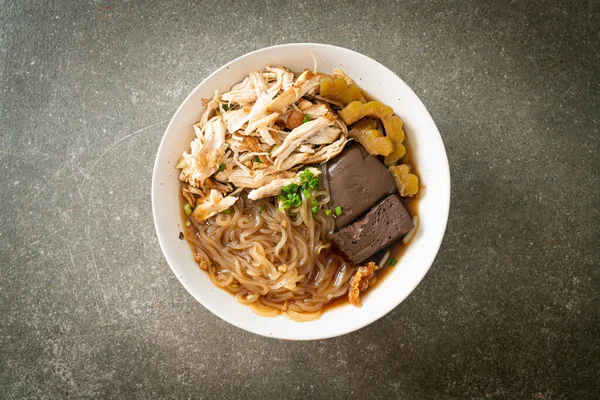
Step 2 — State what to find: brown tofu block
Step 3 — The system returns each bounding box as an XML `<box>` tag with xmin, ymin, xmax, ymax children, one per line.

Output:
<box><xmin>326</xmin><ymin>144</ymin><xmax>396</xmax><ymax>229</ymax></box>
<box><xmin>331</xmin><ymin>194</ymin><xmax>414</xmax><ymax>264</ymax></box>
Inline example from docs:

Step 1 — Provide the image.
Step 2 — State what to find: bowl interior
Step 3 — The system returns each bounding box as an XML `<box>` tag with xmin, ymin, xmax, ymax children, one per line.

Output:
<box><xmin>152</xmin><ymin>43</ymin><xmax>450</xmax><ymax>340</ymax></box>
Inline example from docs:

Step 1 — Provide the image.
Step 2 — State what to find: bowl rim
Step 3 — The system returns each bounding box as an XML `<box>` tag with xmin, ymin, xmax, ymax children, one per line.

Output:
<box><xmin>152</xmin><ymin>43</ymin><xmax>451</xmax><ymax>340</ymax></box>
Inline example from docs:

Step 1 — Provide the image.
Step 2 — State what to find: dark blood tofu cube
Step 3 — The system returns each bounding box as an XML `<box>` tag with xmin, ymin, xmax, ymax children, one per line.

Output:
<box><xmin>326</xmin><ymin>144</ymin><xmax>396</xmax><ymax>229</ymax></box>
<box><xmin>331</xmin><ymin>194</ymin><xmax>414</xmax><ymax>264</ymax></box>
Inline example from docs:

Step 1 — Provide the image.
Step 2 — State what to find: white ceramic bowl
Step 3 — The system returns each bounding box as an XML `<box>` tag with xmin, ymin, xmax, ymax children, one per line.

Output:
<box><xmin>152</xmin><ymin>43</ymin><xmax>450</xmax><ymax>340</ymax></box>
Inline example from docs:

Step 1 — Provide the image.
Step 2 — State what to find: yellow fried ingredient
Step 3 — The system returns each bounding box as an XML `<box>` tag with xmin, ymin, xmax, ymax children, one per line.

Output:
<box><xmin>389</xmin><ymin>164</ymin><xmax>419</xmax><ymax>197</ymax></box>
<box><xmin>348</xmin><ymin>119</ymin><xmax>393</xmax><ymax>156</ymax></box>
<box><xmin>339</xmin><ymin>101</ymin><xmax>405</xmax><ymax>142</ymax></box>
<box><xmin>320</xmin><ymin>76</ymin><xmax>365</xmax><ymax>105</ymax></box>
<box><xmin>364</xmin><ymin>129</ymin><xmax>394</xmax><ymax>157</ymax></box>
<box><xmin>339</xmin><ymin>100</ymin><xmax>391</xmax><ymax>125</ymax></box>
<box><xmin>348</xmin><ymin>261</ymin><xmax>377</xmax><ymax>307</ymax></box>
<box><xmin>339</xmin><ymin>101</ymin><xmax>406</xmax><ymax>165</ymax></box>
<box><xmin>381</xmin><ymin>114</ymin><xmax>406</xmax><ymax>166</ymax></box>
<box><xmin>384</xmin><ymin>142</ymin><xmax>406</xmax><ymax>167</ymax></box>
<box><xmin>381</xmin><ymin>114</ymin><xmax>404</xmax><ymax>144</ymax></box>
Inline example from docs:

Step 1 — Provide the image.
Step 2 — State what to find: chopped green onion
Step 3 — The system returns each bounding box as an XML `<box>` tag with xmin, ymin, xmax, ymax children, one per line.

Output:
<box><xmin>388</xmin><ymin>258</ymin><xmax>398</xmax><ymax>267</ymax></box>
<box><xmin>325</xmin><ymin>209</ymin><xmax>332</xmax><ymax>216</ymax></box>
<box><xmin>223</xmin><ymin>209</ymin><xmax>231</xmax><ymax>214</ymax></box>
<box><xmin>300</xmin><ymin>169</ymin><xmax>314</xmax><ymax>182</ymax></box>
<box><xmin>277</xmin><ymin>170</ymin><xmax>324</xmax><ymax>215</ymax></box>
<box><xmin>222</xmin><ymin>103</ymin><xmax>234</xmax><ymax>111</ymax></box>
<box><xmin>302</xmin><ymin>114</ymin><xmax>310</xmax><ymax>123</ymax></box>
<box><xmin>218</xmin><ymin>163</ymin><xmax>226</xmax><ymax>172</ymax></box>
<box><xmin>288</xmin><ymin>193</ymin><xmax>301</xmax><ymax>207</ymax></box>
<box><xmin>183</xmin><ymin>203</ymin><xmax>193</xmax><ymax>216</ymax></box>
<box><xmin>311</xmin><ymin>199</ymin><xmax>320</xmax><ymax>214</ymax></box>
<box><xmin>335</xmin><ymin>206</ymin><xmax>343</xmax><ymax>217</ymax></box>
<box><xmin>185</xmin><ymin>221</ymin><xmax>191</xmax><ymax>227</ymax></box>
<box><xmin>282</xmin><ymin>183</ymin><xmax>299</xmax><ymax>194</ymax></box>
<box><xmin>253</xmin><ymin>157</ymin><xmax>262</xmax><ymax>164</ymax></box>
<box><xmin>258</xmin><ymin>206</ymin><xmax>264</xmax><ymax>213</ymax></box>
<box><xmin>273</xmin><ymin>93</ymin><xmax>279</xmax><ymax>99</ymax></box>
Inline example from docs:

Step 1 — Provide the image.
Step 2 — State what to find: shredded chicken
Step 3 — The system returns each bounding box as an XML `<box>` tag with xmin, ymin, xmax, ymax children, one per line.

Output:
<box><xmin>229</xmin><ymin>168</ymin><xmax>295</xmax><ymax>189</ymax></box>
<box><xmin>248</xmin><ymin>167</ymin><xmax>321</xmax><ymax>200</ymax></box>
<box><xmin>281</xmin><ymin>70</ymin><xmax>295</xmax><ymax>90</ymax></box>
<box><xmin>267</xmin><ymin>70</ymin><xmax>321</xmax><ymax>114</ymax></box>
<box><xmin>348</xmin><ymin>262</ymin><xmax>377</xmax><ymax>307</ymax></box>
<box><xmin>204</xmin><ymin>179</ymin><xmax>232</xmax><ymax>193</ymax></box>
<box><xmin>199</xmin><ymin>92</ymin><xmax>220</xmax><ymax>129</ymax></box>
<box><xmin>222</xmin><ymin>77</ymin><xmax>257</xmax><ymax>104</ymax></box>
<box><xmin>304</xmin><ymin>135</ymin><xmax>348</xmax><ymax>164</ymax></box>
<box><xmin>249</xmin><ymin>70</ymin><xmax>268</xmax><ymax>95</ymax></box>
<box><xmin>191</xmin><ymin>189</ymin><xmax>238</xmax><ymax>221</ymax></box>
<box><xmin>277</xmin><ymin>152</ymin><xmax>310</xmax><ymax>171</ymax></box>
<box><xmin>223</xmin><ymin>107</ymin><xmax>250</xmax><ymax>133</ymax></box>
<box><xmin>244</xmin><ymin>112</ymin><xmax>279</xmax><ymax>135</ymax></box>
<box><xmin>302</xmin><ymin>126</ymin><xmax>341</xmax><ymax>145</ymax></box>
<box><xmin>258</xmin><ymin>127</ymin><xmax>276</xmax><ymax>146</ymax></box>
<box><xmin>271</xmin><ymin>115</ymin><xmax>337</xmax><ymax>170</ymax></box>
<box><xmin>313</xmin><ymin>95</ymin><xmax>343</xmax><ymax>109</ymax></box>
<box><xmin>266</xmin><ymin>65</ymin><xmax>294</xmax><ymax>92</ymax></box>
<box><xmin>179</xmin><ymin>117</ymin><xmax>227</xmax><ymax>188</ymax></box>
<box><xmin>181</xmin><ymin>184</ymin><xmax>199</xmax><ymax>208</ymax></box>
<box><xmin>177</xmin><ymin>64</ymin><xmax>352</xmax><ymax>220</ymax></box>
<box><xmin>297</xmin><ymin>99</ymin><xmax>313</xmax><ymax>111</ymax></box>
<box><xmin>303</xmin><ymin>104</ymin><xmax>330</xmax><ymax>118</ymax></box>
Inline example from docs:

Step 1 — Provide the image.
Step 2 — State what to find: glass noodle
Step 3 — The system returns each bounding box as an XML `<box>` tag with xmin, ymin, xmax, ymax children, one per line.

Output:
<box><xmin>186</xmin><ymin>190</ymin><xmax>355</xmax><ymax>322</ymax></box>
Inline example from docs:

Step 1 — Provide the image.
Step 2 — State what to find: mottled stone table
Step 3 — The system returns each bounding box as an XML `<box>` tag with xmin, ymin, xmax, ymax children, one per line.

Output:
<box><xmin>1</xmin><ymin>1</ymin><xmax>598</xmax><ymax>398</ymax></box>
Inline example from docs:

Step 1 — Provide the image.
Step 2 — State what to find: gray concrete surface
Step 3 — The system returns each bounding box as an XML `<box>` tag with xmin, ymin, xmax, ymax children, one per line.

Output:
<box><xmin>1</xmin><ymin>1</ymin><xmax>599</xmax><ymax>399</ymax></box>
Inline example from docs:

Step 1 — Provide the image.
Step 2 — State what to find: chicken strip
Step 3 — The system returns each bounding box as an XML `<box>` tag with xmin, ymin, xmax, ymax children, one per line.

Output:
<box><xmin>266</xmin><ymin>70</ymin><xmax>321</xmax><ymax>114</ymax></box>
<box><xmin>302</xmin><ymin>126</ymin><xmax>341</xmax><ymax>145</ymax></box>
<box><xmin>191</xmin><ymin>189</ymin><xmax>238</xmax><ymax>221</ymax></box>
<box><xmin>249</xmin><ymin>70</ymin><xmax>268</xmax><ymax>95</ymax></box>
<box><xmin>277</xmin><ymin>152</ymin><xmax>310</xmax><ymax>171</ymax></box>
<box><xmin>198</xmin><ymin>92</ymin><xmax>220</xmax><ymax>130</ymax></box>
<box><xmin>258</xmin><ymin>127</ymin><xmax>276</xmax><ymax>146</ymax></box>
<box><xmin>247</xmin><ymin>167</ymin><xmax>321</xmax><ymax>200</ymax></box>
<box><xmin>302</xmin><ymin>103</ymin><xmax>330</xmax><ymax>119</ymax></box>
<box><xmin>228</xmin><ymin>168</ymin><xmax>295</xmax><ymax>189</ymax></box>
<box><xmin>223</xmin><ymin>107</ymin><xmax>250</xmax><ymax>133</ymax></box>
<box><xmin>271</xmin><ymin>115</ymin><xmax>336</xmax><ymax>170</ymax></box>
<box><xmin>178</xmin><ymin>117</ymin><xmax>227</xmax><ymax>188</ymax></box>
<box><xmin>222</xmin><ymin>77</ymin><xmax>258</xmax><ymax>105</ymax></box>
<box><xmin>244</xmin><ymin>112</ymin><xmax>279</xmax><ymax>135</ymax></box>
<box><xmin>303</xmin><ymin>135</ymin><xmax>348</xmax><ymax>164</ymax></box>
